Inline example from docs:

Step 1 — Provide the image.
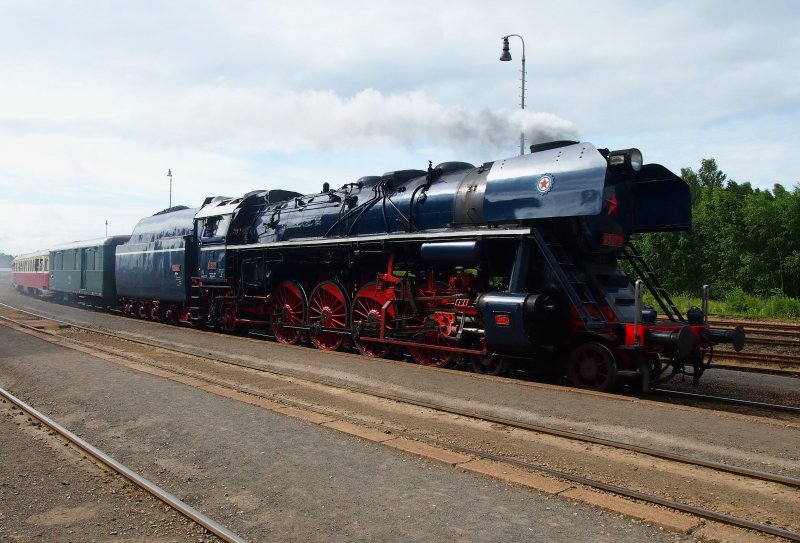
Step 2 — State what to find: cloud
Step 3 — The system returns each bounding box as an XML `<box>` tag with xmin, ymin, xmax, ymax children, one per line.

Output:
<box><xmin>1</xmin><ymin>0</ymin><xmax>798</xmax><ymax>255</ymax></box>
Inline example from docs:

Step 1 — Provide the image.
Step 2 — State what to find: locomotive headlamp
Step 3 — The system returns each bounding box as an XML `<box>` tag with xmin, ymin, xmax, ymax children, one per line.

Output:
<box><xmin>608</xmin><ymin>148</ymin><xmax>643</xmax><ymax>172</ymax></box>
<box><xmin>629</xmin><ymin>148</ymin><xmax>643</xmax><ymax>171</ymax></box>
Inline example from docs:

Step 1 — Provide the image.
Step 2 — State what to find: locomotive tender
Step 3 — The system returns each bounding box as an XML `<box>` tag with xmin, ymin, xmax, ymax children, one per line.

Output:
<box><xmin>21</xmin><ymin>140</ymin><xmax>746</xmax><ymax>391</ymax></box>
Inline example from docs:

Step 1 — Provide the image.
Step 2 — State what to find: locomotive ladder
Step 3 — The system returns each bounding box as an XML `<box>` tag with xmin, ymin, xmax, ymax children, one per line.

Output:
<box><xmin>622</xmin><ymin>242</ymin><xmax>684</xmax><ymax>322</ymax></box>
<box><xmin>531</xmin><ymin>229</ymin><xmax>607</xmax><ymax>329</ymax></box>
<box><xmin>189</xmin><ymin>283</ymin><xmax>203</xmax><ymax>324</ymax></box>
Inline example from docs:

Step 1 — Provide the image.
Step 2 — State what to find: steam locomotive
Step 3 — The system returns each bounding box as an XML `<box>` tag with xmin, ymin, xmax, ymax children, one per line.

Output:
<box><xmin>27</xmin><ymin>140</ymin><xmax>746</xmax><ymax>391</ymax></box>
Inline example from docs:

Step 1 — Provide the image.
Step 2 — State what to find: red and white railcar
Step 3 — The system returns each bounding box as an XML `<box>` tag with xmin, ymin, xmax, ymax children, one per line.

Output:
<box><xmin>11</xmin><ymin>250</ymin><xmax>49</xmax><ymax>295</ymax></box>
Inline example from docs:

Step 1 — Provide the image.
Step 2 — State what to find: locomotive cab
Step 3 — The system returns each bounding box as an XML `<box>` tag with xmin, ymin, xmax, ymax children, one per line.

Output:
<box><xmin>195</xmin><ymin>196</ymin><xmax>241</xmax><ymax>283</ymax></box>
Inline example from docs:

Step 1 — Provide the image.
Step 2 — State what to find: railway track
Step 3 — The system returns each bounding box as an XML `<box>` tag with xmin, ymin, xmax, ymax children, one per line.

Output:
<box><xmin>1</xmin><ymin>303</ymin><xmax>799</xmax><ymax>541</ymax></box>
<box><xmin>712</xmin><ymin>323</ymin><xmax>800</xmax><ymax>375</ymax></box>
<box><xmin>708</xmin><ymin>319</ymin><xmax>800</xmax><ymax>335</ymax></box>
<box><xmin>0</xmin><ymin>386</ymin><xmax>245</xmax><ymax>543</ymax></box>
<box><xmin>653</xmin><ymin>388</ymin><xmax>800</xmax><ymax>415</ymax></box>
<box><xmin>713</xmin><ymin>349</ymin><xmax>800</xmax><ymax>372</ymax></box>
<box><xmin>738</xmin><ymin>335</ymin><xmax>800</xmax><ymax>348</ymax></box>
<box><xmin>662</xmin><ymin>318</ymin><xmax>800</xmax><ymax>376</ymax></box>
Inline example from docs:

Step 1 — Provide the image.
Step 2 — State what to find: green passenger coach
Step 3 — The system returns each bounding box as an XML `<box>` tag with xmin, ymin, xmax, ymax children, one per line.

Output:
<box><xmin>49</xmin><ymin>236</ymin><xmax>130</xmax><ymax>303</ymax></box>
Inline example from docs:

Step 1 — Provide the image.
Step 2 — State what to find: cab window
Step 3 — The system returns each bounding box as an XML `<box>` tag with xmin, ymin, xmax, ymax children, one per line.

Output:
<box><xmin>198</xmin><ymin>215</ymin><xmax>231</xmax><ymax>240</ymax></box>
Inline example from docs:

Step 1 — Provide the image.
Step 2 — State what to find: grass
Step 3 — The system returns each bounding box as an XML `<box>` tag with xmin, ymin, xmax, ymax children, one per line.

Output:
<box><xmin>644</xmin><ymin>289</ymin><xmax>800</xmax><ymax>320</ymax></box>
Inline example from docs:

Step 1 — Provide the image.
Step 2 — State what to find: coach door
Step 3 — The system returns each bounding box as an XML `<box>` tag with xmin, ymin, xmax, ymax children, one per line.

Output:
<box><xmin>80</xmin><ymin>249</ymin><xmax>87</xmax><ymax>290</ymax></box>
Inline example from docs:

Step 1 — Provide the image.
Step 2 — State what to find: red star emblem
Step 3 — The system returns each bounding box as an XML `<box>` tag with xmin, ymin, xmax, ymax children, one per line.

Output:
<box><xmin>539</xmin><ymin>178</ymin><xmax>549</xmax><ymax>190</ymax></box>
<box><xmin>606</xmin><ymin>192</ymin><xmax>619</xmax><ymax>216</ymax></box>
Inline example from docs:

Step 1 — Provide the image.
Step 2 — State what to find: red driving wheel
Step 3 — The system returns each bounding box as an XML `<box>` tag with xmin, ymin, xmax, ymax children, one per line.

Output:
<box><xmin>270</xmin><ymin>280</ymin><xmax>307</xmax><ymax>345</ymax></box>
<box><xmin>408</xmin><ymin>333</ymin><xmax>455</xmax><ymax>368</ymax></box>
<box><xmin>351</xmin><ymin>282</ymin><xmax>395</xmax><ymax>358</ymax></box>
<box><xmin>308</xmin><ymin>281</ymin><xmax>349</xmax><ymax>351</ymax></box>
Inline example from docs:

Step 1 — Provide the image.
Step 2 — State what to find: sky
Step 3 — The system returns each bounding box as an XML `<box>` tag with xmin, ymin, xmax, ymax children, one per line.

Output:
<box><xmin>1</xmin><ymin>0</ymin><xmax>798</xmax><ymax>256</ymax></box>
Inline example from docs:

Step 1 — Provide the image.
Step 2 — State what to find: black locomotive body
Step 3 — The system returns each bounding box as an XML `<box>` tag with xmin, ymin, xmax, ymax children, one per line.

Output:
<box><xmin>176</xmin><ymin>140</ymin><xmax>744</xmax><ymax>391</ymax></box>
<box><xmin>115</xmin><ymin>207</ymin><xmax>198</xmax><ymax>320</ymax></box>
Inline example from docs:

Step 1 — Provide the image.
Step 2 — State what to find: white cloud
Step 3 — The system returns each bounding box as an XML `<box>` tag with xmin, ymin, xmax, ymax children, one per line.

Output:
<box><xmin>0</xmin><ymin>0</ymin><xmax>798</xmax><ymax>255</ymax></box>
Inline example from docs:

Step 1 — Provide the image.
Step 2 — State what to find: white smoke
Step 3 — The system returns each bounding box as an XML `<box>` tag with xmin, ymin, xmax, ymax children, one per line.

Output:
<box><xmin>157</xmin><ymin>85</ymin><xmax>580</xmax><ymax>153</ymax></box>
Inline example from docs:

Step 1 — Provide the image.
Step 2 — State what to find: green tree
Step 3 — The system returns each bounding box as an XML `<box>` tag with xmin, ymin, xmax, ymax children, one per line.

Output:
<box><xmin>633</xmin><ymin>158</ymin><xmax>800</xmax><ymax>299</ymax></box>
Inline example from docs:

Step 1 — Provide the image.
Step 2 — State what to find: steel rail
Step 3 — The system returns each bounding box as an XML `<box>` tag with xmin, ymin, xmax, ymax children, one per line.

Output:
<box><xmin>712</xmin><ymin>364</ymin><xmax>800</xmax><ymax>378</ymax></box>
<box><xmin>656</xmin><ymin>317</ymin><xmax>800</xmax><ymax>335</ymax></box>
<box><xmin>707</xmin><ymin>319</ymin><xmax>800</xmax><ymax>334</ymax></box>
<box><xmin>3</xmin><ymin>311</ymin><xmax>799</xmax><ymax>540</ymax></box>
<box><xmin>716</xmin><ymin>350</ymin><xmax>800</xmax><ymax>366</ymax></box>
<box><xmin>655</xmin><ymin>388</ymin><xmax>800</xmax><ymax>414</ymax></box>
<box><xmin>745</xmin><ymin>336</ymin><xmax>800</xmax><ymax>347</ymax></box>
<box><xmin>377</xmin><ymin>397</ymin><xmax>800</xmax><ymax>488</ymax></box>
<box><xmin>0</xmin><ymin>387</ymin><xmax>247</xmax><ymax>543</ymax></box>
<box><xmin>434</xmin><ymin>438</ymin><xmax>800</xmax><ymax>541</ymax></box>
<box><xmin>2</xmin><ymin>305</ymin><xmax>797</xmax><ymax>489</ymax></box>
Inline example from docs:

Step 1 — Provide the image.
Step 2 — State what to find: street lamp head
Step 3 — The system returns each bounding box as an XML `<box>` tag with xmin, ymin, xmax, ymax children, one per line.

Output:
<box><xmin>498</xmin><ymin>34</ymin><xmax>526</xmax><ymax>155</ymax></box>
<box><xmin>499</xmin><ymin>37</ymin><xmax>512</xmax><ymax>61</ymax></box>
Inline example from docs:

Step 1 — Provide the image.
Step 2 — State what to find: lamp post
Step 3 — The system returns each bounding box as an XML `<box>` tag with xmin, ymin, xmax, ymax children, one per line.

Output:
<box><xmin>167</xmin><ymin>168</ymin><xmax>173</xmax><ymax>209</ymax></box>
<box><xmin>499</xmin><ymin>34</ymin><xmax>526</xmax><ymax>155</ymax></box>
